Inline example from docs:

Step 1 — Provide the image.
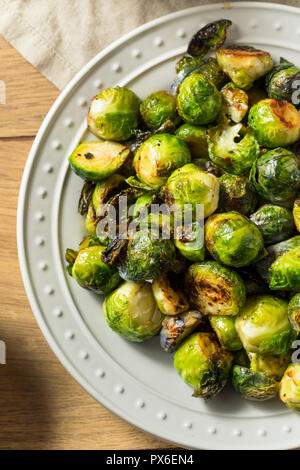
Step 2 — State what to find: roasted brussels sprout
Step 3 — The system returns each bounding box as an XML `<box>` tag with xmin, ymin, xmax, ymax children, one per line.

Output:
<box><xmin>293</xmin><ymin>199</ymin><xmax>300</xmax><ymax>231</ymax></box>
<box><xmin>133</xmin><ymin>133</ymin><xmax>191</xmax><ymax>190</ymax></box>
<box><xmin>250</xmin><ymin>148</ymin><xmax>300</xmax><ymax>205</ymax></box>
<box><xmin>68</xmin><ymin>245</ymin><xmax>121</xmax><ymax>295</ymax></box>
<box><xmin>232</xmin><ymin>365</ymin><xmax>279</xmax><ymax>401</ymax></box>
<box><xmin>165</xmin><ymin>163</ymin><xmax>219</xmax><ymax>218</ymax></box>
<box><xmin>250</xmin><ymin>204</ymin><xmax>294</xmax><ymax>245</ymax></box>
<box><xmin>187</xmin><ymin>19</ymin><xmax>232</xmax><ymax>58</ymax></box>
<box><xmin>249</xmin><ymin>352</ymin><xmax>290</xmax><ymax>381</ymax></box>
<box><xmin>248</xmin><ymin>99</ymin><xmax>300</xmax><ymax>147</ymax></box>
<box><xmin>209</xmin><ymin>315</ymin><xmax>242</xmax><ymax>351</ymax></box>
<box><xmin>177</xmin><ymin>74</ymin><xmax>222</xmax><ymax>125</ymax></box>
<box><xmin>207</xmin><ymin>122</ymin><xmax>260</xmax><ymax>176</ymax></box>
<box><xmin>160</xmin><ymin>310</ymin><xmax>204</xmax><ymax>353</ymax></box>
<box><xmin>221</xmin><ymin>82</ymin><xmax>249</xmax><ymax>123</ymax></box>
<box><xmin>216</xmin><ymin>46</ymin><xmax>273</xmax><ymax>90</ymax></box>
<box><xmin>235</xmin><ymin>295</ymin><xmax>296</xmax><ymax>356</ymax></box>
<box><xmin>174</xmin><ymin>332</ymin><xmax>233</xmax><ymax>398</ymax></box>
<box><xmin>288</xmin><ymin>293</ymin><xmax>300</xmax><ymax>333</ymax></box>
<box><xmin>266</xmin><ymin>61</ymin><xmax>300</xmax><ymax>107</ymax></box>
<box><xmin>218</xmin><ymin>174</ymin><xmax>257</xmax><ymax>215</ymax></box>
<box><xmin>69</xmin><ymin>141</ymin><xmax>131</xmax><ymax>182</ymax></box>
<box><xmin>152</xmin><ymin>273</ymin><xmax>190</xmax><ymax>316</ymax></box>
<box><xmin>185</xmin><ymin>261</ymin><xmax>246</xmax><ymax>316</ymax></box>
<box><xmin>174</xmin><ymin>220</ymin><xmax>205</xmax><ymax>262</ymax></box>
<box><xmin>280</xmin><ymin>363</ymin><xmax>300</xmax><ymax>411</ymax></box>
<box><xmin>175</xmin><ymin>123</ymin><xmax>208</xmax><ymax>158</ymax></box>
<box><xmin>88</xmin><ymin>86</ymin><xmax>140</xmax><ymax>141</ymax></box>
<box><xmin>269</xmin><ymin>246</ymin><xmax>300</xmax><ymax>290</ymax></box>
<box><xmin>140</xmin><ymin>91</ymin><xmax>179</xmax><ymax>131</ymax></box>
<box><xmin>92</xmin><ymin>174</ymin><xmax>125</xmax><ymax>214</ymax></box>
<box><xmin>103</xmin><ymin>280</ymin><xmax>163</xmax><ymax>342</ymax></box>
<box><xmin>205</xmin><ymin>212</ymin><xmax>265</xmax><ymax>268</ymax></box>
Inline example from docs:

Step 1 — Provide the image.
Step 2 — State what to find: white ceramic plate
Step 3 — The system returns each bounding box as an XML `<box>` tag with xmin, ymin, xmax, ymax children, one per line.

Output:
<box><xmin>17</xmin><ymin>2</ymin><xmax>300</xmax><ymax>450</ymax></box>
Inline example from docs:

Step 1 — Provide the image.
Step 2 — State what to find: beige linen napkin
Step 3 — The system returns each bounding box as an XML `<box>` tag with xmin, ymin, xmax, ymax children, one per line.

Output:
<box><xmin>0</xmin><ymin>0</ymin><xmax>298</xmax><ymax>90</ymax></box>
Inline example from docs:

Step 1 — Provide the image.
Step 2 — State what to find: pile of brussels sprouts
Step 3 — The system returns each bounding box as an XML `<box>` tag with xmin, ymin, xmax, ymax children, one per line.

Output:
<box><xmin>66</xmin><ymin>20</ymin><xmax>300</xmax><ymax>410</ymax></box>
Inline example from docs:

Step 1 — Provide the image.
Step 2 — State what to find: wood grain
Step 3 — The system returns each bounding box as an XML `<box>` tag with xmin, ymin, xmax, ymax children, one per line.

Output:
<box><xmin>0</xmin><ymin>34</ymin><xmax>175</xmax><ymax>450</ymax></box>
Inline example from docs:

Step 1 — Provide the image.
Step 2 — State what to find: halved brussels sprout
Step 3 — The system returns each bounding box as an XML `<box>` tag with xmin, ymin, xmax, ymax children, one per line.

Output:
<box><xmin>288</xmin><ymin>293</ymin><xmax>300</xmax><ymax>333</ymax></box>
<box><xmin>280</xmin><ymin>363</ymin><xmax>300</xmax><ymax>411</ymax></box>
<box><xmin>187</xmin><ymin>19</ymin><xmax>232</xmax><ymax>58</ymax></box>
<box><xmin>185</xmin><ymin>261</ymin><xmax>246</xmax><ymax>316</ymax></box>
<box><xmin>103</xmin><ymin>280</ymin><xmax>163</xmax><ymax>342</ymax></box>
<box><xmin>269</xmin><ymin>246</ymin><xmax>300</xmax><ymax>290</ymax></box>
<box><xmin>250</xmin><ymin>148</ymin><xmax>300</xmax><ymax>205</ymax></box>
<box><xmin>207</xmin><ymin>122</ymin><xmax>260</xmax><ymax>176</ymax></box>
<box><xmin>250</xmin><ymin>204</ymin><xmax>294</xmax><ymax>245</ymax></box>
<box><xmin>133</xmin><ymin>133</ymin><xmax>191</xmax><ymax>190</ymax></box>
<box><xmin>174</xmin><ymin>332</ymin><xmax>233</xmax><ymax>399</ymax></box>
<box><xmin>266</xmin><ymin>61</ymin><xmax>300</xmax><ymax>107</ymax></box>
<box><xmin>209</xmin><ymin>315</ymin><xmax>243</xmax><ymax>351</ymax></box>
<box><xmin>293</xmin><ymin>199</ymin><xmax>300</xmax><ymax>232</ymax></box>
<box><xmin>249</xmin><ymin>352</ymin><xmax>290</xmax><ymax>381</ymax></box>
<box><xmin>88</xmin><ymin>86</ymin><xmax>140</xmax><ymax>141</ymax></box>
<box><xmin>248</xmin><ymin>99</ymin><xmax>300</xmax><ymax>147</ymax></box>
<box><xmin>69</xmin><ymin>141</ymin><xmax>130</xmax><ymax>182</ymax></box>
<box><xmin>152</xmin><ymin>273</ymin><xmax>190</xmax><ymax>316</ymax></box>
<box><xmin>165</xmin><ymin>163</ymin><xmax>219</xmax><ymax>218</ymax></box>
<box><xmin>235</xmin><ymin>295</ymin><xmax>295</xmax><ymax>356</ymax></box>
<box><xmin>174</xmin><ymin>220</ymin><xmax>205</xmax><ymax>262</ymax></box>
<box><xmin>216</xmin><ymin>46</ymin><xmax>273</xmax><ymax>90</ymax></box>
<box><xmin>205</xmin><ymin>212</ymin><xmax>265</xmax><ymax>268</ymax></box>
<box><xmin>160</xmin><ymin>310</ymin><xmax>204</xmax><ymax>353</ymax></box>
<box><xmin>218</xmin><ymin>174</ymin><xmax>257</xmax><ymax>215</ymax></box>
<box><xmin>177</xmin><ymin>73</ymin><xmax>222</xmax><ymax>125</ymax></box>
<box><xmin>67</xmin><ymin>245</ymin><xmax>121</xmax><ymax>295</ymax></box>
<box><xmin>175</xmin><ymin>123</ymin><xmax>208</xmax><ymax>158</ymax></box>
<box><xmin>140</xmin><ymin>91</ymin><xmax>179</xmax><ymax>131</ymax></box>
<box><xmin>232</xmin><ymin>365</ymin><xmax>279</xmax><ymax>401</ymax></box>
<box><xmin>221</xmin><ymin>82</ymin><xmax>249</xmax><ymax>123</ymax></box>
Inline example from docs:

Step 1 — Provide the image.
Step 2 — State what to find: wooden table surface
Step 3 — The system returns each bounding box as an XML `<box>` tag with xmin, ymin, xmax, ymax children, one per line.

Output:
<box><xmin>0</xmin><ymin>35</ymin><xmax>176</xmax><ymax>450</ymax></box>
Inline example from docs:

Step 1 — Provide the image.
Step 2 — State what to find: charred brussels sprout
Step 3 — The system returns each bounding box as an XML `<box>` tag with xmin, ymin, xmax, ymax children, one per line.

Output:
<box><xmin>177</xmin><ymin>74</ymin><xmax>222</xmax><ymax>125</ymax></box>
<box><xmin>232</xmin><ymin>365</ymin><xmax>279</xmax><ymax>401</ymax></box>
<box><xmin>221</xmin><ymin>82</ymin><xmax>249</xmax><ymax>123</ymax></box>
<box><xmin>280</xmin><ymin>363</ymin><xmax>300</xmax><ymax>411</ymax></box>
<box><xmin>174</xmin><ymin>221</ymin><xmax>205</xmax><ymax>262</ymax></box>
<box><xmin>69</xmin><ymin>141</ymin><xmax>130</xmax><ymax>182</ymax></box>
<box><xmin>207</xmin><ymin>123</ymin><xmax>259</xmax><ymax>176</ymax></box>
<box><xmin>152</xmin><ymin>273</ymin><xmax>190</xmax><ymax>316</ymax></box>
<box><xmin>209</xmin><ymin>315</ymin><xmax>243</xmax><ymax>351</ymax></box>
<box><xmin>69</xmin><ymin>245</ymin><xmax>121</xmax><ymax>295</ymax></box>
<box><xmin>175</xmin><ymin>123</ymin><xmax>208</xmax><ymax>158</ymax></box>
<box><xmin>288</xmin><ymin>293</ymin><xmax>300</xmax><ymax>333</ymax></box>
<box><xmin>249</xmin><ymin>352</ymin><xmax>290</xmax><ymax>381</ymax></box>
<box><xmin>293</xmin><ymin>199</ymin><xmax>300</xmax><ymax>231</ymax></box>
<box><xmin>160</xmin><ymin>310</ymin><xmax>204</xmax><ymax>353</ymax></box>
<box><xmin>165</xmin><ymin>163</ymin><xmax>219</xmax><ymax>218</ymax></box>
<box><xmin>140</xmin><ymin>91</ymin><xmax>179</xmax><ymax>131</ymax></box>
<box><xmin>205</xmin><ymin>212</ymin><xmax>265</xmax><ymax>268</ymax></box>
<box><xmin>218</xmin><ymin>174</ymin><xmax>257</xmax><ymax>215</ymax></box>
<box><xmin>88</xmin><ymin>86</ymin><xmax>140</xmax><ymax>141</ymax></box>
<box><xmin>250</xmin><ymin>148</ymin><xmax>300</xmax><ymax>205</ymax></box>
<box><xmin>187</xmin><ymin>19</ymin><xmax>232</xmax><ymax>58</ymax></box>
<box><xmin>133</xmin><ymin>133</ymin><xmax>191</xmax><ymax>190</ymax></box>
<box><xmin>216</xmin><ymin>46</ymin><xmax>273</xmax><ymax>90</ymax></box>
<box><xmin>269</xmin><ymin>246</ymin><xmax>300</xmax><ymax>290</ymax></box>
<box><xmin>248</xmin><ymin>99</ymin><xmax>300</xmax><ymax>147</ymax></box>
<box><xmin>266</xmin><ymin>61</ymin><xmax>300</xmax><ymax>107</ymax></box>
<box><xmin>185</xmin><ymin>261</ymin><xmax>246</xmax><ymax>316</ymax></box>
<box><xmin>235</xmin><ymin>295</ymin><xmax>295</xmax><ymax>356</ymax></box>
<box><xmin>174</xmin><ymin>332</ymin><xmax>233</xmax><ymax>399</ymax></box>
<box><xmin>250</xmin><ymin>205</ymin><xmax>294</xmax><ymax>245</ymax></box>
<box><xmin>103</xmin><ymin>280</ymin><xmax>163</xmax><ymax>342</ymax></box>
